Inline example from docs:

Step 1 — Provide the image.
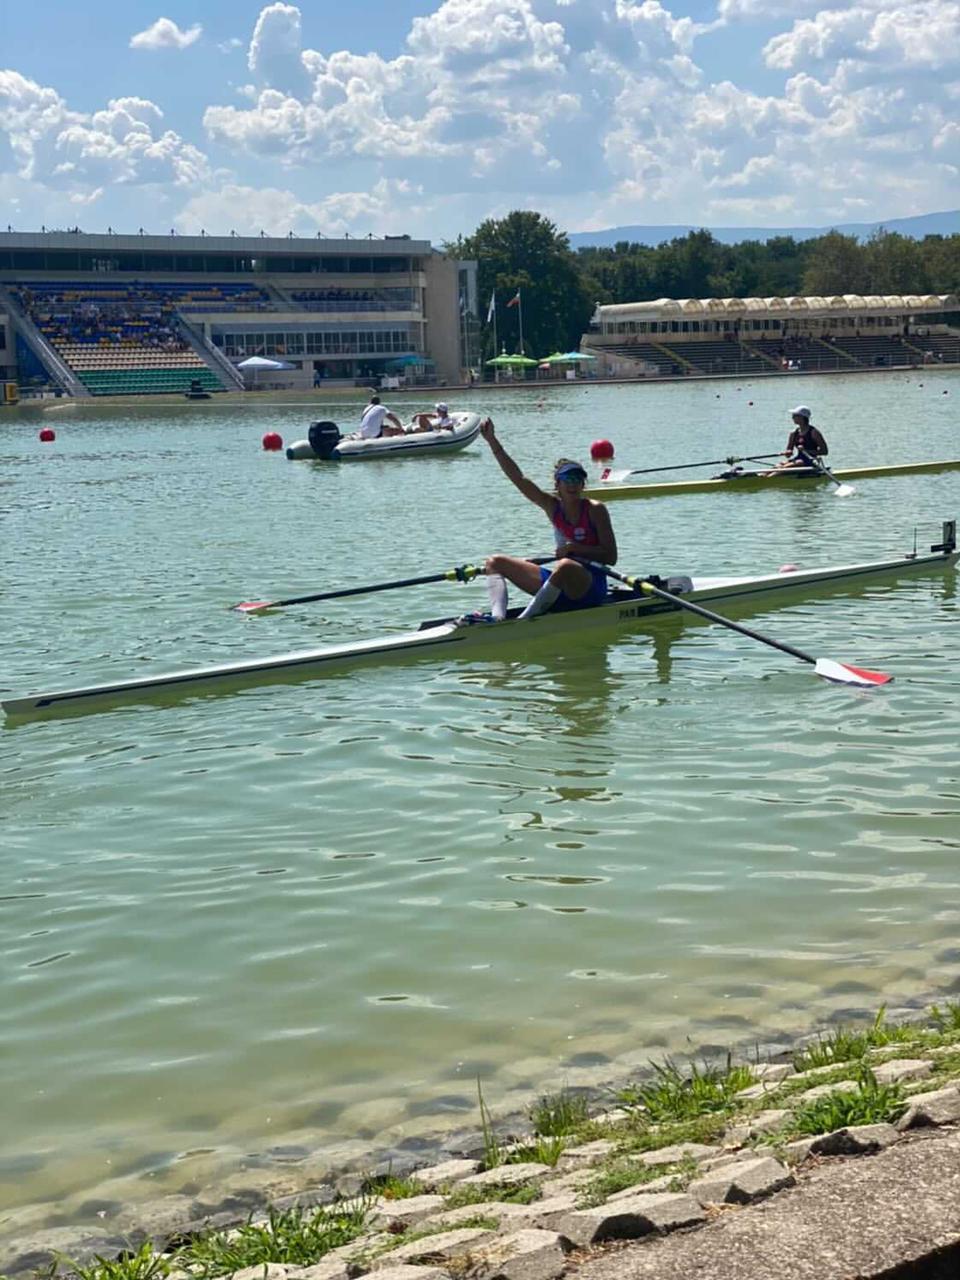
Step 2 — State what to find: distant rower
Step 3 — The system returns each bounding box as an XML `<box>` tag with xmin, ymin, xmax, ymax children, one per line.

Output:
<box><xmin>779</xmin><ymin>405</ymin><xmax>828</xmax><ymax>469</ymax></box>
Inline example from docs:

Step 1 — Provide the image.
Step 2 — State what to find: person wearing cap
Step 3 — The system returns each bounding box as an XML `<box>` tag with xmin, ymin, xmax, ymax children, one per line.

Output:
<box><xmin>462</xmin><ymin>417</ymin><xmax>617</xmax><ymax>623</ymax></box>
<box><xmin>411</xmin><ymin>402</ymin><xmax>455</xmax><ymax>433</ymax></box>
<box><xmin>355</xmin><ymin>393</ymin><xmax>403</xmax><ymax>439</ymax></box>
<box><xmin>778</xmin><ymin>405</ymin><xmax>828</xmax><ymax>468</ymax></box>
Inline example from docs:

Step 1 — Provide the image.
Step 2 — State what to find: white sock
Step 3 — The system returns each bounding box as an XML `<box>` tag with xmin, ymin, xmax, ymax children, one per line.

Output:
<box><xmin>518</xmin><ymin>581</ymin><xmax>561</xmax><ymax>619</ymax></box>
<box><xmin>486</xmin><ymin>573</ymin><xmax>508</xmax><ymax>621</ymax></box>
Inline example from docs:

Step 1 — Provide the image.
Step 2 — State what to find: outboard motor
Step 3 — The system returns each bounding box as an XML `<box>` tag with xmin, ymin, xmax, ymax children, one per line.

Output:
<box><xmin>286</xmin><ymin>420</ymin><xmax>342</xmax><ymax>460</ymax></box>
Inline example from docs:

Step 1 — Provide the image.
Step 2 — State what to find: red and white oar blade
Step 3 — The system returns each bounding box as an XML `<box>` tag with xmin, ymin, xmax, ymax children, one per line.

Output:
<box><xmin>232</xmin><ymin>600</ymin><xmax>276</xmax><ymax>614</ymax></box>
<box><xmin>599</xmin><ymin>467</ymin><xmax>632</xmax><ymax>483</ymax></box>
<box><xmin>814</xmin><ymin>657</ymin><xmax>892</xmax><ymax>687</ymax></box>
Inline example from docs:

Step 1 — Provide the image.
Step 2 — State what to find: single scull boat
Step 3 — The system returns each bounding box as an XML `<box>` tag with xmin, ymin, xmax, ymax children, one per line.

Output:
<box><xmin>587</xmin><ymin>458</ymin><xmax>960</xmax><ymax>501</ymax></box>
<box><xmin>4</xmin><ymin>522</ymin><xmax>955</xmax><ymax>721</ymax></box>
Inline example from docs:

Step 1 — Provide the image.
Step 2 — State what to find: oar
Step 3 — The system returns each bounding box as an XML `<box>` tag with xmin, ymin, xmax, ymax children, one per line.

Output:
<box><xmin>233</xmin><ymin>555</ymin><xmax>555</xmax><ymax>614</ymax></box>
<box><xmin>600</xmin><ymin>453</ymin><xmax>783</xmax><ymax>483</ymax></box>
<box><xmin>798</xmin><ymin>449</ymin><xmax>855</xmax><ymax>497</ymax></box>
<box><xmin>592</xmin><ymin>563</ymin><xmax>891</xmax><ymax>688</ymax></box>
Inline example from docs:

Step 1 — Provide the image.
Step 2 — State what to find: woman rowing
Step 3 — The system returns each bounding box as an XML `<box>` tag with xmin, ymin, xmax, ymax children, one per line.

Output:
<box><xmin>464</xmin><ymin>417</ymin><xmax>617</xmax><ymax>623</ymax></box>
<box><xmin>775</xmin><ymin>405</ymin><xmax>828</xmax><ymax>470</ymax></box>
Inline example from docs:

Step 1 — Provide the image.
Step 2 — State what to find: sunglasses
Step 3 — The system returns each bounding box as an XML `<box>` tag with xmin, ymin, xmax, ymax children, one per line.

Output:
<box><xmin>556</xmin><ymin>472</ymin><xmax>587</xmax><ymax>485</ymax></box>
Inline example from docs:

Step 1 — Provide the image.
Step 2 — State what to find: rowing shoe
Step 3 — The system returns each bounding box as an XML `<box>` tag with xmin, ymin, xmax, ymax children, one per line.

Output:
<box><xmin>594</xmin><ymin>564</ymin><xmax>891</xmax><ymax>688</ymax></box>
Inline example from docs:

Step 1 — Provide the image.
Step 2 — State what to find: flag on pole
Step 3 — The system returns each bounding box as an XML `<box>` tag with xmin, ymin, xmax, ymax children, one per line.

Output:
<box><xmin>486</xmin><ymin>292</ymin><xmax>495</xmax><ymax>323</ymax></box>
<box><xmin>506</xmin><ymin>289</ymin><xmax>521</xmax><ymax>309</ymax></box>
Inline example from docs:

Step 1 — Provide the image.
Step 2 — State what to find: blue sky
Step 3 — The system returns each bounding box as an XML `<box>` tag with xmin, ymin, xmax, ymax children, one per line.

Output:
<box><xmin>1</xmin><ymin>0</ymin><xmax>957</xmax><ymax>244</ymax></box>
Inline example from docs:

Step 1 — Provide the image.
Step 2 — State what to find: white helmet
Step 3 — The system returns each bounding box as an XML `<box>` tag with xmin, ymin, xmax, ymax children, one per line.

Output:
<box><xmin>791</xmin><ymin>405</ymin><xmax>812</xmax><ymax>419</ymax></box>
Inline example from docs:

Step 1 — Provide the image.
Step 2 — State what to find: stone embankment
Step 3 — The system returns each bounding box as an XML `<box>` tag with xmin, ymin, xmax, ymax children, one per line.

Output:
<box><xmin>4</xmin><ymin>1049</ymin><xmax>960</xmax><ymax>1280</ymax></box>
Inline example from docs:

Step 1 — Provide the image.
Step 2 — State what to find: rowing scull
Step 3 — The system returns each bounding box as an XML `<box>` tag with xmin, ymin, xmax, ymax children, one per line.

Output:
<box><xmin>4</xmin><ymin>523</ymin><xmax>955</xmax><ymax>721</ymax></box>
<box><xmin>588</xmin><ymin>458</ymin><xmax>960</xmax><ymax>501</ymax></box>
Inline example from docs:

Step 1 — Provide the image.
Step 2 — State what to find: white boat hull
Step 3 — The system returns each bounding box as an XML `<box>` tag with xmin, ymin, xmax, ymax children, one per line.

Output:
<box><xmin>4</xmin><ymin>533</ymin><xmax>956</xmax><ymax>721</ymax></box>
<box><xmin>286</xmin><ymin>412</ymin><xmax>481</xmax><ymax>461</ymax></box>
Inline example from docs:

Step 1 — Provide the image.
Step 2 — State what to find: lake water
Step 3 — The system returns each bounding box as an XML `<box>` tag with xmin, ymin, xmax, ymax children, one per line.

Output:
<box><xmin>2</xmin><ymin>370</ymin><xmax>959</xmax><ymax>1240</ymax></box>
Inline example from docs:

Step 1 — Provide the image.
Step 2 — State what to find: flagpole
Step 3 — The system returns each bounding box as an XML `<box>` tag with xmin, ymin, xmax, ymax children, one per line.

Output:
<box><xmin>518</xmin><ymin>291</ymin><xmax>524</xmax><ymax>356</ymax></box>
<box><xmin>492</xmin><ymin>294</ymin><xmax>498</xmax><ymax>383</ymax></box>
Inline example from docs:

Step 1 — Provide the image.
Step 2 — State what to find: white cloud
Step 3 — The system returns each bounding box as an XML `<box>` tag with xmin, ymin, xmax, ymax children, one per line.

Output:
<box><xmin>174</xmin><ymin>178</ymin><xmax>424</xmax><ymax>237</ymax></box>
<box><xmin>130</xmin><ymin>18</ymin><xmax>202</xmax><ymax>51</ymax></box>
<box><xmin>4</xmin><ymin>0</ymin><xmax>959</xmax><ymax>237</ymax></box>
<box><xmin>0</xmin><ymin>72</ymin><xmax>211</xmax><ymax>191</ymax></box>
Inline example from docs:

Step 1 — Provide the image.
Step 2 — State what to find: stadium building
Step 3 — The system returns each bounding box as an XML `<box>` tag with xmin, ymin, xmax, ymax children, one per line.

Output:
<box><xmin>0</xmin><ymin>231</ymin><xmax>477</xmax><ymax>398</ymax></box>
<box><xmin>586</xmin><ymin>294</ymin><xmax>960</xmax><ymax>378</ymax></box>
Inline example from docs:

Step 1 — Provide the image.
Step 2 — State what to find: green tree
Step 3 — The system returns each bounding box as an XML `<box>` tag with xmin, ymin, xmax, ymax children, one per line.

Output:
<box><xmin>864</xmin><ymin>230</ymin><xmax>930</xmax><ymax>293</ymax></box>
<box><xmin>452</xmin><ymin>211</ymin><xmax>593</xmax><ymax>360</ymax></box>
<box><xmin>801</xmin><ymin>231</ymin><xmax>869</xmax><ymax>294</ymax></box>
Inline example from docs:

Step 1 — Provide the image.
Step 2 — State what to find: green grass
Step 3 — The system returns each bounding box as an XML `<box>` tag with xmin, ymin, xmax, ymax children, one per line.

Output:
<box><xmin>44</xmin><ymin>1200</ymin><xmax>373</xmax><ymax>1280</ymax></box>
<box><xmin>444</xmin><ymin>1181</ymin><xmax>542</xmax><ymax>1209</ymax></box>
<box><xmin>530</xmin><ymin>1089</ymin><xmax>590</xmax><ymax>1137</ymax></box>
<box><xmin>789</xmin><ymin>1066</ymin><xmax>906</xmax><ymax>1137</ymax></box>
<box><xmin>56</xmin><ymin>1242</ymin><xmax>173</xmax><ymax>1280</ymax></box>
<box><xmin>365</xmin><ymin>1173</ymin><xmax>426</xmax><ymax>1200</ymax></box>
<box><xmin>575</xmin><ymin>1157</ymin><xmax>693</xmax><ymax>1208</ymax></box>
<box><xmin>792</xmin><ymin>1006</ymin><xmax>915</xmax><ymax>1071</ymax></box>
<box><xmin>174</xmin><ymin>1200</ymin><xmax>371</xmax><ymax>1278</ymax></box>
<box><xmin>930</xmin><ymin>1000</ymin><xmax>960</xmax><ymax>1034</ymax></box>
<box><xmin>505</xmin><ymin>1135</ymin><xmax>567</xmax><ymax>1167</ymax></box>
<box><xmin>617</xmin><ymin>1056</ymin><xmax>754</xmax><ymax>1122</ymax></box>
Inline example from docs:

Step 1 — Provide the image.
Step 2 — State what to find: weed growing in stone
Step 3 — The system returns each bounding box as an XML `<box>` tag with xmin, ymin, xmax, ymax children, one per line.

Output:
<box><xmin>792</xmin><ymin>1006</ymin><xmax>913</xmax><ymax>1071</ymax></box>
<box><xmin>183</xmin><ymin>1199</ymin><xmax>371</xmax><ymax>1276</ymax></box>
<box><xmin>365</xmin><ymin>1173</ymin><xmax>425</xmax><ymax>1200</ymax></box>
<box><xmin>617</xmin><ymin>1056</ymin><xmax>753</xmax><ymax>1122</ymax></box>
<box><xmin>444</xmin><ymin>1181</ymin><xmax>542</xmax><ymax>1209</ymax></box>
<box><xmin>930</xmin><ymin>1000</ymin><xmax>960</xmax><ymax>1033</ymax></box>
<box><xmin>506</xmin><ymin>1135</ymin><xmax>567</xmax><ymax>1167</ymax></box>
<box><xmin>575</xmin><ymin>1158</ymin><xmax>685</xmax><ymax>1208</ymax></box>
<box><xmin>530</xmin><ymin>1089</ymin><xmax>590</xmax><ymax>1136</ymax></box>
<box><xmin>789</xmin><ymin>1066</ymin><xmax>905</xmax><ymax>1136</ymax></box>
<box><xmin>57</xmin><ymin>1242</ymin><xmax>172</xmax><ymax>1280</ymax></box>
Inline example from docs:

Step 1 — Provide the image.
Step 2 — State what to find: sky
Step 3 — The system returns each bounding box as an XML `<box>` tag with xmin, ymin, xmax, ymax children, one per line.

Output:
<box><xmin>0</xmin><ymin>0</ymin><xmax>957</xmax><ymax>245</ymax></box>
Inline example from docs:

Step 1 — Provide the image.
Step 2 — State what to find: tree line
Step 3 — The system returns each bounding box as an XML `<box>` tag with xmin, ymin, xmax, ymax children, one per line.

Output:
<box><xmin>451</xmin><ymin>212</ymin><xmax>960</xmax><ymax>363</ymax></box>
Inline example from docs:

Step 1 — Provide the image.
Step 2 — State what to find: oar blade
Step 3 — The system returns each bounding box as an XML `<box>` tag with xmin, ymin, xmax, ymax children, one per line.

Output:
<box><xmin>833</xmin><ymin>483</ymin><xmax>856</xmax><ymax>497</ymax></box>
<box><xmin>814</xmin><ymin>658</ymin><xmax>892</xmax><ymax>687</ymax></box>
<box><xmin>232</xmin><ymin>600</ymin><xmax>276</xmax><ymax>614</ymax></box>
<box><xmin>599</xmin><ymin>467</ymin><xmax>632</xmax><ymax>483</ymax></box>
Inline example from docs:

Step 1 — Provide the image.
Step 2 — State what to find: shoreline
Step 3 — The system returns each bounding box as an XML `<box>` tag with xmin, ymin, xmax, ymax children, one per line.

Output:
<box><xmin>3</xmin><ymin>985</ymin><xmax>959</xmax><ymax>1277</ymax></box>
<box><xmin>4</xmin><ymin>360</ymin><xmax>956</xmax><ymax>412</ymax></box>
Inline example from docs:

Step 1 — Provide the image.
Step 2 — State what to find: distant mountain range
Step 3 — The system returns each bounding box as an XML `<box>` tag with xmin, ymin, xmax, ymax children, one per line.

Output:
<box><xmin>568</xmin><ymin>210</ymin><xmax>959</xmax><ymax>250</ymax></box>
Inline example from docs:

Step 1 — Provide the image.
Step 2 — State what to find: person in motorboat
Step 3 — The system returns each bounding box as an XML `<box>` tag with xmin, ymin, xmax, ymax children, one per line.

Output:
<box><xmin>353</xmin><ymin>393</ymin><xmax>403</xmax><ymax>440</ymax></box>
<box><xmin>771</xmin><ymin>405</ymin><xmax>828</xmax><ymax>470</ymax></box>
<box><xmin>410</xmin><ymin>402</ymin><xmax>455</xmax><ymax>433</ymax></box>
<box><xmin>460</xmin><ymin>417</ymin><xmax>617</xmax><ymax>624</ymax></box>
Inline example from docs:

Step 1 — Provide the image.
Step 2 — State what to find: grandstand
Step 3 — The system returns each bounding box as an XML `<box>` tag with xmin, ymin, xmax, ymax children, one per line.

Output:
<box><xmin>0</xmin><ymin>231</ymin><xmax>476</xmax><ymax>396</ymax></box>
<box><xmin>586</xmin><ymin>294</ymin><xmax>960</xmax><ymax>378</ymax></box>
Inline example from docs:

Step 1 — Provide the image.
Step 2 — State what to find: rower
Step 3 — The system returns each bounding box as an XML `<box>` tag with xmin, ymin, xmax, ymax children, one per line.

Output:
<box><xmin>463</xmin><ymin>418</ymin><xmax>617</xmax><ymax>623</ymax></box>
<box><xmin>777</xmin><ymin>405</ymin><xmax>828</xmax><ymax>469</ymax></box>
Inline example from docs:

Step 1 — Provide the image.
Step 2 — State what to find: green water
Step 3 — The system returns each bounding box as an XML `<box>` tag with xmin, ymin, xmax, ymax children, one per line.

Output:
<box><xmin>2</xmin><ymin>372</ymin><xmax>959</xmax><ymax>1237</ymax></box>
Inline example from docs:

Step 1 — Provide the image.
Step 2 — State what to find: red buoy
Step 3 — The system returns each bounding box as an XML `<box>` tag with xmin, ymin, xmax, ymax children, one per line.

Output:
<box><xmin>262</xmin><ymin>431</ymin><xmax>283</xmax><ymax>451</ymax></box>
<box><xmin>590</xmin><ymin>438</ymin><xmax>614</xmax><ymax>462</ymax></box>
<box><xmin>39</xmin><ymin>427</ymin><xmax>56</xmax><ymax>442</ymax></box>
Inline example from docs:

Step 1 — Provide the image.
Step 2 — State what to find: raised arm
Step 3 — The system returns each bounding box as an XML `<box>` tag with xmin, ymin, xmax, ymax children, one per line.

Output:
<box><xmin>479</xmin><ymin>418</ymin><xmax>554</xmax><ymax>514</ymax></box>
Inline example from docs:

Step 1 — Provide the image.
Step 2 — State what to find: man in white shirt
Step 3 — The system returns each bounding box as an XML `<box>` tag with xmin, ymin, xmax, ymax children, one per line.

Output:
<box><xmin>357</xmin><ymin>394</ymin><xmax>403</xmax><ymax>438</ymax></box>
<box><xmin>411</xmin><ymin>401</ymin><xmax>455</xmax><ymax>433</ymax></box>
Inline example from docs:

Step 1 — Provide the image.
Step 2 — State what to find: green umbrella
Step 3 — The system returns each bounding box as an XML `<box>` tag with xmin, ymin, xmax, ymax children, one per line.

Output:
<box><xmin>486</xmin><ymin>353</ymin><xmax>538</xmax><ymax>367</ymax></box>
<box><xmin>559</xmin><ymin>350</ymin><xmax>597</xmax><ymax>361</ymax></box>
<box><xmin>541</xmin><ymin>352</ymin><xmax>569</xmax><ymax>364</ymax></box>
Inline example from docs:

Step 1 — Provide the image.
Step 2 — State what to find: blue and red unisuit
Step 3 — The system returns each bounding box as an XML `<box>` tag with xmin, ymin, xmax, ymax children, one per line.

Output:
<box><xmin>546</xmin><ymin>499</ymin><xmax>609</xmax><ymax>609</ymax></box>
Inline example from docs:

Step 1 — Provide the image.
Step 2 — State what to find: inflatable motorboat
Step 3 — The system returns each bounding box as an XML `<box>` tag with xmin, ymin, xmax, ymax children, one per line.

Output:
<box><xmin>286</xmin><ymin>412</ymin><xmax>482</xmax><ymax>461</ymax></box>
